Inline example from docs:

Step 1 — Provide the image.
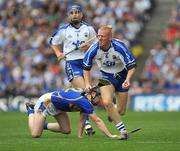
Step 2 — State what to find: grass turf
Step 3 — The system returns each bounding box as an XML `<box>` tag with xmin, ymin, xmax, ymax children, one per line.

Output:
<box><xmin>0</xmin><ymin>110</ymin><xmax>179</xmax><ymax>151</ymax></box>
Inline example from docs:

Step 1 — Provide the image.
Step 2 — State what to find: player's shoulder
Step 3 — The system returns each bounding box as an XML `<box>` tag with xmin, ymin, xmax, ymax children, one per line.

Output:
<box><xmin>85</xmin><ymin>42</ymin><xmax>99</xmax><ymax>58</ymax></box>
<box><xmin>88</xmin><ymin>42</ymin><xmax>99</xmax><ymax>51</ymax></box>
<box><xmin>112</xmin><ymin>38</ymin><xmax>125</xmax><ymax>46</ymax></box>
<box><xmin>58</xmin><ymin>23</ymin><xmax>71</xmax><ymax>30</ymax></box>
<box><xmin>81</xmin><ymin>21</ymin><xmax>93</xmax><ymax>27</ymax></box>
<box><xmin>112</xmin><ymin>38</ymin><xmax>128</xmax><ymax>49</ymax></box>
<box><xmin>51</xmin><ymin>90</ymin><xmax>60</xmax><ymax>97</ymax></box>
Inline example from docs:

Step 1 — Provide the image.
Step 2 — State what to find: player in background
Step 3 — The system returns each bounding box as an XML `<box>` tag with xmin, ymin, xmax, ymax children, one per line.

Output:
<box><xmin>25</xmin><ymin>87</ymin><xmax>119</xmax><ymax>139</ymax></box>
<box><xmin>83</xmin><ymin>26</ymin><xmax>137</xmax><ymax>139</ymax></box>
<box><xmin>49</xmin><ymin>4</ymin><xmax>97</xmax><ymax>135</ymax></box>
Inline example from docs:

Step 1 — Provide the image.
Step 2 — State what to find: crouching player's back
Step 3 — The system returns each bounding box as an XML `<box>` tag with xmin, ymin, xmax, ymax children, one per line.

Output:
<box><xmin>51</xmin><ymin>88</ymin><xmax>94</xmax><ymax>114</ymax></box>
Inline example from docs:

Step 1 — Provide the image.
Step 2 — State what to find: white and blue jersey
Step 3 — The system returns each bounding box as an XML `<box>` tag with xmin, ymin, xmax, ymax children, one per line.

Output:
<box><xmin>50</xmin><ymin>22</ymin><xmax>96</xmax><ymax>81</ymax></box>
<box><xmin>83</xmin><ymin>39</ymin><xmax>136</xmax><ymax>92</ymax></box>
<box><xmin>50</xmin><ymin>22</ymin><xmax>96</xmax><ymax>61</ymax></box>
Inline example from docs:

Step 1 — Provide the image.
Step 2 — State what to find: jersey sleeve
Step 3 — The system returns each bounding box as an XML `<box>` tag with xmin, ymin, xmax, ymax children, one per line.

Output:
<box><xmin>83</xmin><ymin>43</ymin><xmax>98</xmax><ymax>70</ymax></box>
<box><xmin>122</xmin><ymin>43</ymin><xmax>137</xmax><ymax>70</ymax></box>
<box><xmin>49</xmin><ymin>27</ymin><xmax>65</xmax><ymax>45</ymax></box>
<box><xmin>115</xmin><ymin>40</ymin><xmax>137</xmax><ymax>70</ymax></box>
<box><xmin>80</xmin><ymin>98</ymin><xmax>94</xmax><ymax>114</ymax></box>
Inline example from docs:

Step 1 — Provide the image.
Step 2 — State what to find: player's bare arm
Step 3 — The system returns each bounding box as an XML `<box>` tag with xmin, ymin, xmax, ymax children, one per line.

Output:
<box><xmin>83</xmin><ymin>70</ymin><xmax>92</xmax><ymax>92</ymax></box>
<box><xmin>122</xmin><ymin>68</ymin><xmax>136</xmax><ymax>89</ymax></box>
<box><xmin>78</xmin><ymin>112</ymin><xmax>86</xmax><ymax>138</ymax></box>
<box><xmin>89</xmin><ymin>112</ymin><xmax>117</xmax><ymax>138</ymax></box>
<box><xmin>51</xmin><ymin>44</ymin><xmax>65</xmax><ymax>60</ymax></box>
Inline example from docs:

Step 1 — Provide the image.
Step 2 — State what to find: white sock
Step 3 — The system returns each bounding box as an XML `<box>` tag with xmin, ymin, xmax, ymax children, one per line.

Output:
<box><xmin>116</xmin><ymin>122</ymin><xmax>126</xmax><ymax>133</ymax></box>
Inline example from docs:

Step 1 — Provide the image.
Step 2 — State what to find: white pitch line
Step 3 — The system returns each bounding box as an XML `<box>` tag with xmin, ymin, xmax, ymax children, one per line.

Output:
<box><xmin>103</xmin><ymin>141</ymin><xmax>180</xmax><ymax>144</ymax></box>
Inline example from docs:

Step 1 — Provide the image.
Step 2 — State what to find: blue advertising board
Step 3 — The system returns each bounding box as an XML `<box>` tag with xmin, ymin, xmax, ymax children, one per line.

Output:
<box><xmin>131</xmin><ymin>94</ymin><xmax>180</xmax><ymax>111</ymax></box>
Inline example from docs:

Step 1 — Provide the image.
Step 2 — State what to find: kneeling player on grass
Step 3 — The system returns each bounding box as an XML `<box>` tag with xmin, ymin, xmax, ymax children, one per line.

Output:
<box><xmin>26</xmin><ymin>86</ymin><xmax>120</xmax><ymax>139</ymax></box>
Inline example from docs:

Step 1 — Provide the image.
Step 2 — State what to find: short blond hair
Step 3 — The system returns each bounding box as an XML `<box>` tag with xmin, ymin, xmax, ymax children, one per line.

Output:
<box><xmin>98</xmin><ymin>25</ymin><xmax>112</xmax><ymax>37</ymax></box>
<box><xmin>99</xmin><ymin>25</ymin><xmax>112</xmax><ymax>31</ymax></box>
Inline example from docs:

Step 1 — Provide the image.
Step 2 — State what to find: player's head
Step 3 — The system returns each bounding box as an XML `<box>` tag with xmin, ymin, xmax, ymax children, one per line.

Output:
<box><xmin>88</xmin><ymin>87</ymin><xmax>101</xmax><ymax>106</ymax></box>
<box><xmin>67</xmin><ymin>4</ymin><xmax>83</xmax><ymax>25</ymax></box>
<box><xmin>98</xmin><ymin>26</ymin><xmax>112</xmax><ymax>50</ymax></box>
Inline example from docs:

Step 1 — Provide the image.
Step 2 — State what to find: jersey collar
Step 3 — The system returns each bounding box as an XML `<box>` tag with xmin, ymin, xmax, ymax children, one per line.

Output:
<box><xmin>70</xmin><ymin>21</ymin><xmax>83</xmax><ymax>29</ymax></box>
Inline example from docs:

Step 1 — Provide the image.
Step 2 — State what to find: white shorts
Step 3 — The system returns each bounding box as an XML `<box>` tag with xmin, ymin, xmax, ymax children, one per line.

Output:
<box><xmin>34</xmin><ymin>93</ymin><xmax>63</xmax><ymax>117</ymax></box>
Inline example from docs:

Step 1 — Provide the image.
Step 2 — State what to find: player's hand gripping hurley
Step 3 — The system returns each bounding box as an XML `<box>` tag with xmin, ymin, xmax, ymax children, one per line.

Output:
<box><xmin>58</xmin><ymin>36</ymin><xmax>96</xmax><ymax>61</ymax></box>
<box><xmin>81</xmin><ymin>79</ymin><xmax>111</xmax><ymax>96</ymax></box>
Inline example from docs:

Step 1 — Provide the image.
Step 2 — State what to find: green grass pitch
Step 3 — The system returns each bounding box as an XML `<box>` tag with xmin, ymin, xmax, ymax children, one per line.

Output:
<box><xmin>0</xmin><ymin>110</ymin><xmax>179</xmax><ymax>151</ymax></box>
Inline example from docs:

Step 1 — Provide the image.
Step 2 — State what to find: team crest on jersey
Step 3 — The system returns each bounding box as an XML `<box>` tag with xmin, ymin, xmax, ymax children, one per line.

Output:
<box><xmin>112</xmin><ymin>55</ymin><xmax>117</xmax><ymax>60</ymax></box>
<box><xmin>72</xmin><ymin>40</ymin><xmax>85</xmax><ymax>48</ymax></box>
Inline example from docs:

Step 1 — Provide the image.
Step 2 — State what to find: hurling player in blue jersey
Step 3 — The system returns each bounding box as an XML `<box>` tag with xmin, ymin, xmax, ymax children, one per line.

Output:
<box><xmin>25</xmin><ymin>88</ymin><xmax>118</xmax><ymax>139</ymax></box>
<box><xmin>83</xmin><ymin>26</ymin><xmax>137</xmax><ymax>139</ymax></box>
<box><xmin>50</xmin><ymin>4</ymin><xmax>97</xmax><ymax>135</ymax></box>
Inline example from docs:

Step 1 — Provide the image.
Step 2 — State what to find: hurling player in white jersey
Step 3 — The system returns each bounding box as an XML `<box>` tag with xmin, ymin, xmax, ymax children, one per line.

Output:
<box><xmin>50</xmin><ymin>4</ymin><xmax>97</xmax><ymax>135</ymax></box>
<box><xmin>83</xmin><ymin>26</ymin><xmax>137</xmax><ymax>139</ymax></box>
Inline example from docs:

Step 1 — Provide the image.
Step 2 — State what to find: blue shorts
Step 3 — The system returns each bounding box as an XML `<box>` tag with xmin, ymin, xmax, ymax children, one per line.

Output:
<box><xmin>101</xmin><ymin>69</ymin><xmax>129</xmax><ymax>92</ymax></box>
<box><xmin>65</xmin><ymin>59</ymin><xmax>83</xmax><ymax>82</ymax></box>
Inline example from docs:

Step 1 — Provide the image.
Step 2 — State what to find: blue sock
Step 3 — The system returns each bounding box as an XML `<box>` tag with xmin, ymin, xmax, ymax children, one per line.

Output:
<box><xmin>43</xmin><ymin>121</ymin><xmax>48</xmax><ymax>130</ymax></box>
<box><xmin>85</xmin><ymin>115</ymin><xmax>90</xmax><ymax>125</ymax></box>
<box><xmin>27</xmin><ymin>109</ymin><xmax>34</xmax><ymax>116</ymax></box>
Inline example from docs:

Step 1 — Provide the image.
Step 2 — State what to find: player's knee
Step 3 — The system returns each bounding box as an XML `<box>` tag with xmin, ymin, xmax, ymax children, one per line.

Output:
<box><xmin>63</xmin><ymin>130</ymin><xmax>71</xmax><ymax>134</ymax></box>
<box><xmin>118</xmin><ymin>109</ymin><xmax>126</xmax><ymax>116</ymax></box>
<box><xmin>31</xmin><ymin>129</ymin><xmax>42</xmax><ymax>138</ymax></box>
<box><xmin>119</xmin><ymin>111</ymin><xmax>125</xmax><ymax>116</ymax></box>
<box><xmin>104</xmin><ymin>102</ymin><xmax>114</xmax><ymax>110</ymax></box>
<box><xmin>61</xmin><ymin>129</ymin><xmax>71</xmax><ymax>134</ymax></box>
<box><xmin>31</xmin><ymin>133</ymin><xmax>41</xmax><ymax>138</ymax></box>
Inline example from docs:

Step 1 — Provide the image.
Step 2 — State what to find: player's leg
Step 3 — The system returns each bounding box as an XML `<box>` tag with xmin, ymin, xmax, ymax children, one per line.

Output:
<box><xmin>52</xmin><ymin>112</ymin><xmax>71</xmax><ymax>134</ymax></box>
<box><xmin>115</xmin><ymin>92</ymin><xmax>128</xmax><ymax>115</ymax></box>
<box><xmin>31</xmin><ymin>113</ymin><xmax>46</xmax><ymax>138</ymax></box>
<box><xmin>71</xmin><ymin>76</ymin><xmax>85</xmax><ymax>88</ymax></box>
<box><xmin>107</xmin><ymin>95</ymin><xmax>116</xmax><ymax>122</ymax></box>
<box><xmin>84</xmin><ymin>114</ymin><xmax>95</xmax><ymax>135</ymax></box>
<box><xmin>100</xmin><ymin>85</ymin><xmax>120</xmax><ymax>124</ymax></box>
<box><xmin>66</xmin><ymin>60</ymin><xmax>95</xmax><ymax>135</ymax></box>
<box><xmin>43</xmin><ymin>122</ymin><xmax>60</xmax><ymax>132</ymax></box>
<box><xmin>43</xmin><ymin>112</ymin><xmax>71</xmax><ymax>134</ymax></box>
<box><xmin>100</xmin><ymin>85</ymin><xmax>128</xmax><ymax>139</ymax></box>
<box><xmin>26</xmin><ymin>102</ymin><xmax>45</xmax><ymax>138</ymax></box>
<box><xmin>26</xmin><ymin>102</ymin><xmax>35</xmax><ymax>131</ymax></box>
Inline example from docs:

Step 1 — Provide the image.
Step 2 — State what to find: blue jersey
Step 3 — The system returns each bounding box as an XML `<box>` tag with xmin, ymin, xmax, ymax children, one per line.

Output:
<box><xmin>51</xmin><ymin>88</ymin><xmax>94</xmax><ymax>114</ymax></box>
